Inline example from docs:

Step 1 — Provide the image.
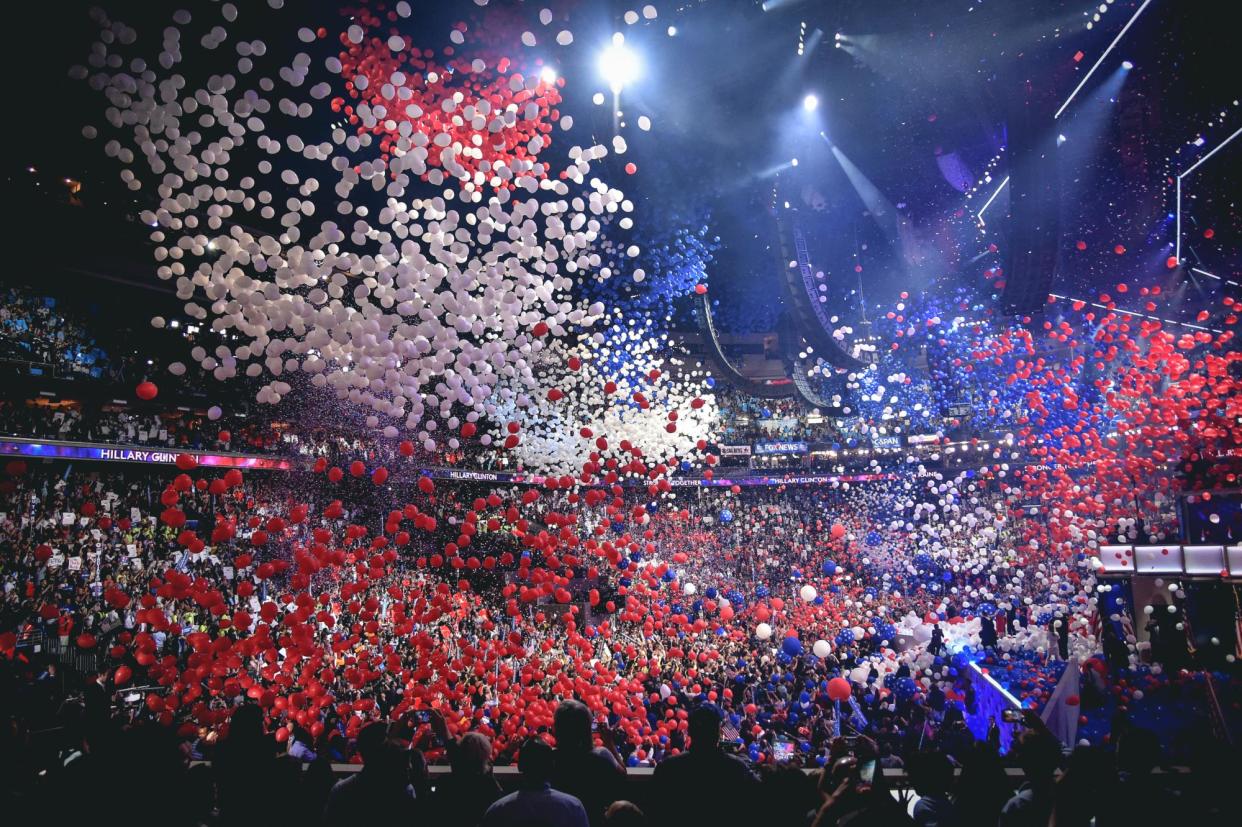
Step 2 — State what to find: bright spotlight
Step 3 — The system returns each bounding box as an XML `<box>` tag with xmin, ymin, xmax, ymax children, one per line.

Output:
<box><xmin>791</xmin><ymin>158</ymin><xmax>799</xmax><ymax>167</ymax></box>
<box><xmin>540</xmin><ymin>66</ymin><xmax>557</xmax><ymax>84</ymax></box>
<box><xmin>803</xmin><ymin>94</ymin><xmax>819</xmax><ymax>112</ymax></box>
<box><xmin>667</xmin><ymin>26</ymin><xmax>677</xmax><ymax>37</ymax></box>
<box><xmin>599</xmin><ymin>39</ymin><xmax>641</xmax><ymax>93</ymax></box>
<box><xmin>1121</xmin><ymin>60</ymin><xmax>1133</xmax><ymax>70</ymax></box>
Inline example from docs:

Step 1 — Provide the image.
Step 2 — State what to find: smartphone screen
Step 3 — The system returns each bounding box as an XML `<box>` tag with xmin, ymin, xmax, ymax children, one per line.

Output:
<box><xmin>858</xmin><ymin>760</ymin><xmax>877</xmax><ymax>785</ymax></box>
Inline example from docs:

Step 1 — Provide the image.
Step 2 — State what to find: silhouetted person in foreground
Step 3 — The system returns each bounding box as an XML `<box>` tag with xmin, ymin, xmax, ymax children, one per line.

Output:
<box><xmin>427</xmin><ymin>708</ymin><xmax>504</xmax><ymax>827</ymax></box>
<box><xmin>323</xmin><ymin>722</ymin><xmax>417</xmax><ymax>827</ymax></box>
<box><xmin>651</xmin><ymin>704</ymin><xmax>758</xmax><ymax>827</ymax></box>
<box><xmin>1101</xmin><ymin>727</ymin><xmax>1177</xmax><ymax>827</ymax></box>
<box><xmin>551</xmin><ymin>699</ymin><xmax>626</xmax><ymax>826</ymax></box>
<box><xmin>482</xmin><ymin>737</ymin><xmax>589</xmax><ymax>827</ymax></box>
<box><xmin>952</xmin><ymin>742</ymin><xmax>1010</xmax><ymax>827</ymax></box>
<box><xmin>215</xmin><ymin>704</ymin><xmax>290</xmax><ymax>827</ymax></box>
<box><xmin>908</xmin><ymin>750</ymin><xmax>957</xmax><ymax>827</ymax></box>
<box><xmin>999</xmin><ymin>729</ymin><xmax>1062</xmax><ymax>827</ymax></box>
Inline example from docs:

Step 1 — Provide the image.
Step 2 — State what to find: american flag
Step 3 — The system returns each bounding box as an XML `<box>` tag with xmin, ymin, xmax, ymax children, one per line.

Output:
<box><xmin>721</xmin><ymin>718</ymin><xmax>740</xmax><ymax>742</ymax></box>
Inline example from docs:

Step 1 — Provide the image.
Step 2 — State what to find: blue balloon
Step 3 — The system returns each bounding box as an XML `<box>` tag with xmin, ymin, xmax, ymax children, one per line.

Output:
<box><xmin>891</xmin><ymin>676</ymin><xmax>918</xmax><ymax>701</ymax></box>
<box><xmin>782</xmin><ymin>637</ymin><xmax>803</xmax><ymax>656</ymax></box>
<box><xmin>821</xmin><ymin>560</ymin><xmax>838</xmax><ymax>576</ymax></box>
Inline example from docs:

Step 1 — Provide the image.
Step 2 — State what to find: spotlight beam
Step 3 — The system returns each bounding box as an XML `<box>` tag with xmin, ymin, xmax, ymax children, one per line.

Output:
<box><xmin>1053</xmin><ymin>0</ymin><xmax>1154</xmax><ymax>120</ymax></box>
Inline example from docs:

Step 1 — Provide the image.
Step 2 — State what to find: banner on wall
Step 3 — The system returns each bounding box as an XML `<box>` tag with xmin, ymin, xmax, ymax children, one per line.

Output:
<box><xmin>753</xmin><ymin>440</ymin><xmax>808</xmax><ymax>455</ymax></box>
<box><xmin>719</xmin><ymin>444</ymin><xmax>752</xmax><ymax>457</ymax></box>
<box><xmin>0</xmin><ymin>438</ymin><xmax>292</xmax><ymax>470</ymax></box>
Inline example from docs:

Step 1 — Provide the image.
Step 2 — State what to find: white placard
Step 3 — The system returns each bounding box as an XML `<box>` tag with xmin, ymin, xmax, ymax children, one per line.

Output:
<box><xmin>67</xmin><ymin>557</ymin><xmax>82</xmax><ymax>572</ymax></box>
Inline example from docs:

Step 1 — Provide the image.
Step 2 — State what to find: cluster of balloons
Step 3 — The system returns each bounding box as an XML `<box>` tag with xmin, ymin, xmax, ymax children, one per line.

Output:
<box><xmin>73</xmin><ymin>0</ymin><xmax>711</xmax><ymax>473</ymax></box>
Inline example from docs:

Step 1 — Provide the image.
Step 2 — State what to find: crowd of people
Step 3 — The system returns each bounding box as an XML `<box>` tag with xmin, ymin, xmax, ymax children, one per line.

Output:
<box><xmin>1</xmin><ymin>439</ymin><xmax>1237</xmax><ymax>825</ymax></box>
<box><xmin>712</xmin><ymin>390</ymin><xmax>849</xmax><ymax>446</ymax></box>
<box><xmin>0</xmin><ymin>288</ymin><xmax>110</xmax><ymax>377</ymax></box>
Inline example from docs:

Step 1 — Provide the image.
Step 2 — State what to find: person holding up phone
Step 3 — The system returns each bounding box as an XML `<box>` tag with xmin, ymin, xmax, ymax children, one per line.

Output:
<box><xmin>810</xmin><ymin>739</ymin><xmax>915</xmax><ymax>827</ymax></box>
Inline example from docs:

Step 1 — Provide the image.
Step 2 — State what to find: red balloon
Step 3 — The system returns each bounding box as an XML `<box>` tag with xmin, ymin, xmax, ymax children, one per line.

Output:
<box><xmin>827</xmin><ymin>677</ymin><xmax>852</xmax><ymax>702</ymax></box>
<box><xmin>135</xmin><ymin>380</ymin><xmax>158</xmax><ymax>400</ymax></box>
